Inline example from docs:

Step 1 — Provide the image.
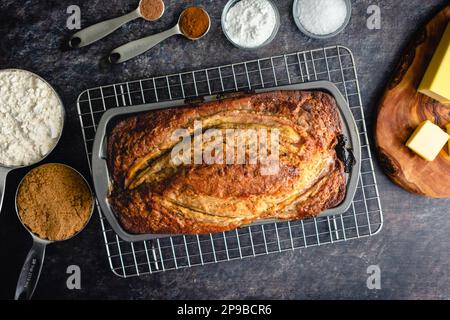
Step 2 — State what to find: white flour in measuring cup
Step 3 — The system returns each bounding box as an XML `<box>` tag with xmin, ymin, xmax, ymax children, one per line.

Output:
<box><xmin>0</xmin><ymin>70</ymin><xmax>63</xmax><ymax>167</ymax></box>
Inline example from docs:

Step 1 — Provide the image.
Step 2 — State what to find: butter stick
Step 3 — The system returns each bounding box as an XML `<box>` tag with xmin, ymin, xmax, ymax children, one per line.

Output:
<box><xmin>447</xmin><ymin>124</ymin><xmax>450</xmax><ymax>156</ymax></box>
<box><xmin>418</xmin><ymin>22</ymin><xmax>450</xmax><ymax>104</ymax></box>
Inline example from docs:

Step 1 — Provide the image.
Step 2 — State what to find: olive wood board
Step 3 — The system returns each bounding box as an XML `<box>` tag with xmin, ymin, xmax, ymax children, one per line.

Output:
<box><xmin>375</xmin><ymin>4</ymin><xmax>450</xmax><ymax>198</ymax></box>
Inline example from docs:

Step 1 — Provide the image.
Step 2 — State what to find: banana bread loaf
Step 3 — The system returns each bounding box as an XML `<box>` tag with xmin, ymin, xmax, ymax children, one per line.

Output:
<box><xmin>107</xmin><ymin>90</ymin><xmax>346</xmax><ymax>235</ymax></box>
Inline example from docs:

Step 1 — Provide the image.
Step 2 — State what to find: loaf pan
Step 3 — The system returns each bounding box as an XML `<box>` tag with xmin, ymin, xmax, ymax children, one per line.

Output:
<box><xmin>91</xmin><ymin>81</ymin><xmax>361</xmax><ymax>242</ymax></box>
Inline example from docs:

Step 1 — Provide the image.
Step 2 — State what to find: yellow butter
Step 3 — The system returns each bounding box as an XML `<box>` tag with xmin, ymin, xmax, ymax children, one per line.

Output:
<box><xmin>447</xmin><ymin>124</ymin><xmax>450</xmax><ymax>155</ymax></box>
<box><xmin>406</xmin><ymin>120</ymin><xmax>449</xmax><ymax>161</ymax></box>
<box><xmin>418</xmin><ymin>22</ymin><xmax>450</xmax><ymax>104</ymax></box>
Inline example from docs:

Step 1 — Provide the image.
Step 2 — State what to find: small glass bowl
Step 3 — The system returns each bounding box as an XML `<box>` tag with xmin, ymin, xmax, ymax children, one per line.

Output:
<box><xmin>221</xmin><ymin>0</ymin><xmax>281</xmax><ymax>50</ymax></box>
<box><xmin>293</xmin><ymin>0</ymin><xmax>352</xmax><ymax>39</ymax></box>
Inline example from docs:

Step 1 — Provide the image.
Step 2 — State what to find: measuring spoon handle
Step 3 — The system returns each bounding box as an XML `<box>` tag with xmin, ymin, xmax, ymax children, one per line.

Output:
<box><xmin>0</xmin><ymin>167</ymin><xmax>11</xmax><ymax>214</ymax></box>
<box><xmin>109</xmin><ymin>25</ymin><xmax>181</xmax><ymax>64</ymax></box>
<box><xmin>15</xmin><ymin>240</ymin><xmax>47</xmax><ymax>300</ymax></box>
<box><xmin>69</xmin><ymin>9</ymin><xmax>141</xmax><ymax>48</ymax></box>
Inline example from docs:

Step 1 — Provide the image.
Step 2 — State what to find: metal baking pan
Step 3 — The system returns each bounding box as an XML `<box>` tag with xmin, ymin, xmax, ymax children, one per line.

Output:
<box><xmin>92</xmin><ymin>81</ymin><xmax>361</xmax><ymax>242</ymax></box>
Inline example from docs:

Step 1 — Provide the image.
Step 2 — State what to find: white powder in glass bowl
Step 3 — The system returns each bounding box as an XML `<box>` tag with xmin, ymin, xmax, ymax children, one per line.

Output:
<box><xmin>296</xmin><ymin>0</ymin><xmax>348</xmax><ymax>36</ymax></box>
<box><xmin>0</xmin><ymin>70</ymin><xmax>63</xmax><ymax>167</ymax></box>
<box><xmin>224</xmin><ymin>0</ymin><xmax>277</xmax><ymax>48</ymax></box>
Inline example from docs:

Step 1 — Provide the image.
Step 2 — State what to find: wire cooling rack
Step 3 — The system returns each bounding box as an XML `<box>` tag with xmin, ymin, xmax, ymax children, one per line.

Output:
<box><xmin>77</xmin><ymin>46</ymin><xmax>383</xmax><ymax>278</ymax></box>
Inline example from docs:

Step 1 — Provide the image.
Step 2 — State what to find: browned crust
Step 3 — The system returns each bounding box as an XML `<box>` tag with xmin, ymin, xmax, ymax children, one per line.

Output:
<box><xmin>115</xmin><ymin>160</ymin><xmax>345</xmax><ymax>235</ymax></box>
<box><xmin>108</xmin><ymin>90</ymin><xmax>346</xmax><ymax>235</ymax></box>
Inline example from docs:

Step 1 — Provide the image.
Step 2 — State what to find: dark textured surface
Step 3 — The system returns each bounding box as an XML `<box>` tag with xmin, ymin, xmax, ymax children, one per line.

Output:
<box><xmin>0</xmin><ymin>0</ymin><xmax>449</xmax><ymax>300</ymax></box>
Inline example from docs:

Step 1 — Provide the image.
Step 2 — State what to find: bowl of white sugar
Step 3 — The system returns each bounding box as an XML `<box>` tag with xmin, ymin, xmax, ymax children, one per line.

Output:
<box><xmin>293</xmin><ymin>0</ymin><xmax>352</xmax><ymax>39</ymax></box>
<box><xmin>222</xmin><ymin>0</ymin><xmax>280</xmax><ymax>49</ymax></box>
<box><xmin>0</xmin><ymin>69</ymin><xmax>65</xmax><ymax>212</ymax></box>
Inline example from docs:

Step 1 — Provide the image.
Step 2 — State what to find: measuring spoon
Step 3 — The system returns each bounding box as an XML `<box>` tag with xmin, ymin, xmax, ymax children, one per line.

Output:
<box><xmin>14</xmin><ymin>164</ymin><xmax>94</xmax><ymax>300</ymax></box>
<box><xmin>109</xmin><ymin>7</ymin><xmax>211</xmax><ymax>64</ymax></box>
<box><xmin>69</xmin><ymin>0</ymin><xmax>165</xmax><ymax>48</ymax></box>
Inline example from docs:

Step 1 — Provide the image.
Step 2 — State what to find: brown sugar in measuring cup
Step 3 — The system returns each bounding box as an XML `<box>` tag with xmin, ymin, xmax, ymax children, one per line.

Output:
<box><xmin>14</xmin><ymin>164</ymin><xmax>94</xmax><ymax>300</ymax></box>
<box><xmin>17</xmin><ymin>164</ymin><xmax>93</xmax><ymax>241</ymax></box>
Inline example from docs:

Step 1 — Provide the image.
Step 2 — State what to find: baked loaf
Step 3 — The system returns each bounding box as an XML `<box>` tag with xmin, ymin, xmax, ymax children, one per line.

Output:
<box><xmin>107</xmin><ymin>91</ymin><xmax>346</xmax><ymax>235</ymax></box>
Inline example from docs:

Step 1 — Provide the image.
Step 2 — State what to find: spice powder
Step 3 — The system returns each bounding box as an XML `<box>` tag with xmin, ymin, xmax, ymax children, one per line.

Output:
<box><xmin>17</xmin><ymin>164</ymin><xmax>93</xmax><ymax>241</ymax></box>
<box><xmin>139</xmin><ymin>0</ymin><xmax>164</xmax><ymax>21</ymax></box>
<box><xmin>180</xmin><ymin>7</ymin><xmax>210</xmax><ymax>39</ymax></box>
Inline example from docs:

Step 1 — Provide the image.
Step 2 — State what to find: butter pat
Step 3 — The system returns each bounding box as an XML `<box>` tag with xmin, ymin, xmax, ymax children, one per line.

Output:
<box><xmin>406</xmin><ymin>120</ymin><xmax>449</xmax><ymax>161</ymax></box>
<box><xmin>418</xmin><ymin>22</ymin><xmax>450</xmax><ymax>104</ymax></box>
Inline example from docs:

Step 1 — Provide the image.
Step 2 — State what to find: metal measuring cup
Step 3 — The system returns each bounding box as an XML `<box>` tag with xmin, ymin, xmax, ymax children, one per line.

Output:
<box><xmin>108</xmin><ymin>7</ymin><xmax>211</xmax><ymax>64</ymax></box>
<box><xmin>69</xmin><ymin>0</ymin><xmax>165</xmax><ymax>48</ymax></box>
<box><xmin>0</xmin><ymin>69</ymin><xmax>65</xmax><ymax>215</ymax></box>
<box><xmin>14</xmin><ymin>164</ymin><xmax>95</xmax><ymax>300</ymax></box>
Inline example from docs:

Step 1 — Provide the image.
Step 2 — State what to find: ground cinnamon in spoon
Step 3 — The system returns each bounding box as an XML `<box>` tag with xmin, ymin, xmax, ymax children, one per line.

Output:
<box><xmin>17</xmin><ymin>164</ymin><xmax>93</xmax><ymax>241</ymax></box>
<box><xmin>180</xmin><ymin>7</ymin><xmax>210</xmax><ymax>39</ymax></box>
<box><xmin>139</xmin><ymin>0</ymin><xmax>165</xmax><ymax>21</ymax></box>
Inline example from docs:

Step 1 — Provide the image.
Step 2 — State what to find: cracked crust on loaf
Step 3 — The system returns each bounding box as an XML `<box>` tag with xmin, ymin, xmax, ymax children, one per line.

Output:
<box><xmin>107</xmin><ymin>90</ymin><xmax>346</xmax><ymax>234</ymax></box>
